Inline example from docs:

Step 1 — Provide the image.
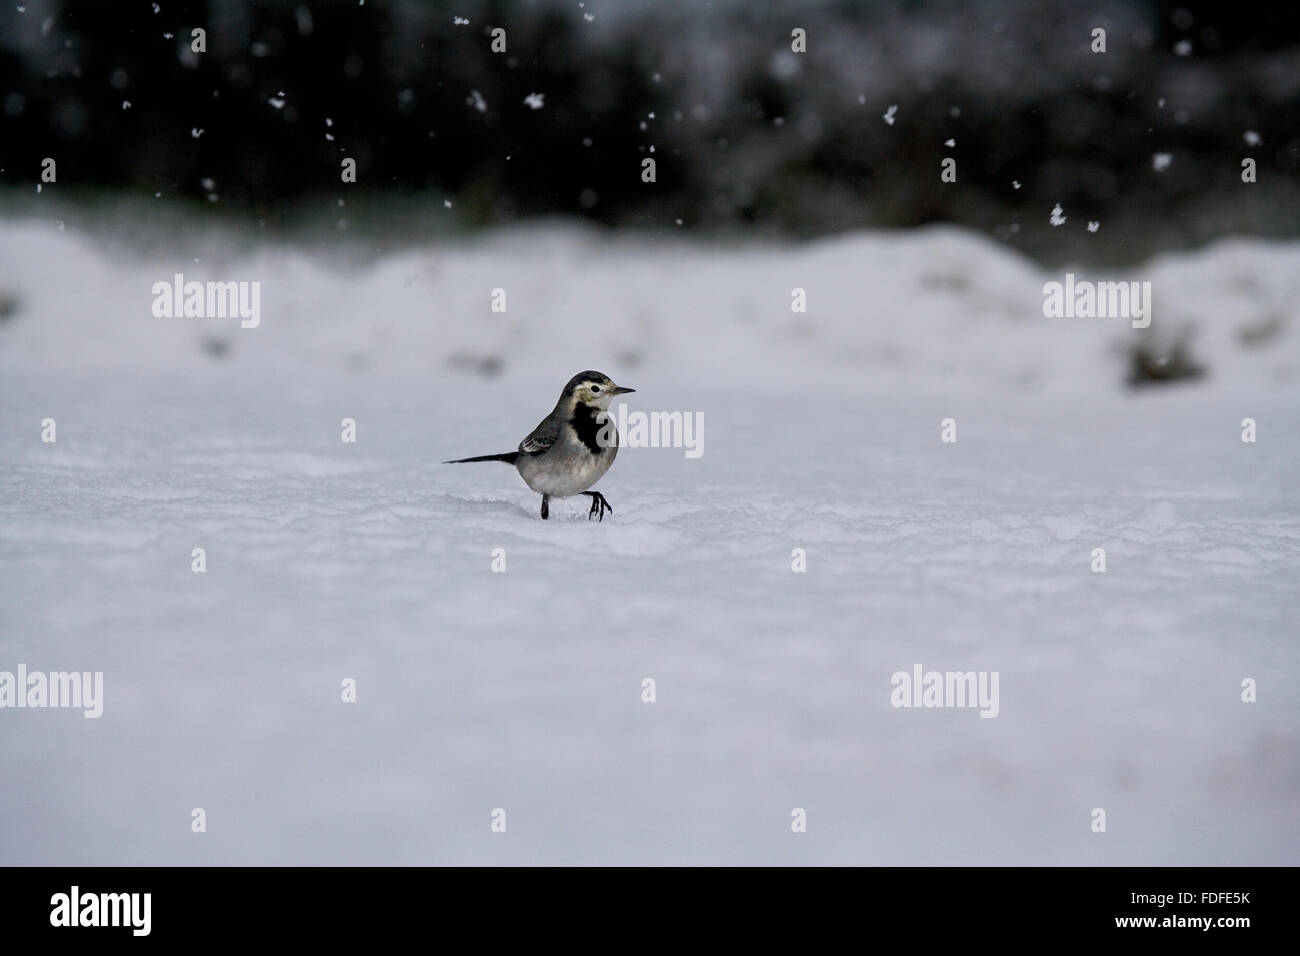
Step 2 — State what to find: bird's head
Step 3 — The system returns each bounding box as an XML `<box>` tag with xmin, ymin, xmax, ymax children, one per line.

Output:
<box><xmin>561</xmin><ymin>370</ymin><xmax>635</xmax><ymax>412</ymax></box>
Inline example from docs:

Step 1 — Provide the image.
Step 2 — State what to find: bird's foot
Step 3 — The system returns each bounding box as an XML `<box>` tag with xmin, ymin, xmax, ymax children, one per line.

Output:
<box><xmin>540</xmin><ymin>494</ymin><xmax>549</xmax><ymax>520</ymax></box>
<box><xmin>582</xmin><ymin>491</ymin><xmax>613</xmax><ymax>521</ymax></box>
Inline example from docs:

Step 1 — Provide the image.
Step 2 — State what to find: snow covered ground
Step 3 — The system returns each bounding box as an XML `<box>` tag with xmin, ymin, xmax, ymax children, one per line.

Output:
<box><xmin>1</xmin><ymin>215</ymin><xmax>1297</xmax><ymax>864</ymax></box>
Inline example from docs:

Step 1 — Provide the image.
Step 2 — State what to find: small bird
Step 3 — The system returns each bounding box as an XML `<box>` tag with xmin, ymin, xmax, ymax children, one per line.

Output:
<box><xmin>444</xmin><ymin>371</ymin><xmax>635</xmax><ymax>520</ymax></box>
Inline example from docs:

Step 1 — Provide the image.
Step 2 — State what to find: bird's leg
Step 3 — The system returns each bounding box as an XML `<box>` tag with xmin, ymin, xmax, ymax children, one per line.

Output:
<box><xmin>540</xmin><ymin>494</ymin><xmax>549</xmax><ymax>520</ymax></box>
<box><xmin>582</xmin><ymin>491</ymin><xmax>613</xmax><ymax>521</ymax></box>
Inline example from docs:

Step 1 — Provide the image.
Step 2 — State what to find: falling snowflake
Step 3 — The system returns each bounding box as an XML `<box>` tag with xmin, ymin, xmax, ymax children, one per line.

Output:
<box><xmin>944</xmin><ymin>138</ymin><xmax>955</xmax><ymax>147</ymax></box>
<box><xmin>1152</xmin><ymin>153</ymin><xmax>1173</xmax><ymax>172</ymax></box>
<box><xmin>200</xmin><ymin>177</ymin><xmax>215</xmax><ymax>190</ymax></box>
<box><xmin>444</xmin><ymin>199</ymin><xmax>452</xmax><ymax>208</ymax></box>
<box><xmin>584</xmin><ymin>12</ymin><xmax>594</xmax><ymax>20</ymax></box>
<box><xmin>1049</xmin><ymin>204</ymin><xmax>1067</xmax><ymax>227</ymax></box>
<box><xmin>191</xmin><ymin>128</ymin><xmax>203</xmax><ymax>138</ymax></box>
<box><xmin>1173</xmin><ymin>39</ymin><xmax>1192</xmax><ymax>56</ymax></box>
<box><xmin>882</xmin><ymin>104</ymin><xmax>897</xmax><ymax>126</ymax></box>
<box><xmin>1012</xmin><ymin>180</ymin><xmax>1021</xmax><ymax>190</ymax></box>
<box><xmin>1087</xmin><ymin>221</ymin><xmax>1100</xmax><ymax>233</ymax></box>
<box><xmin>1244</xmin><ymin>130</ymin><xmax>1261</xmax><ymax>146</ymax></box>
<box><xmin>523</xmin><ymin>93</ymin><xmax>545</xmax><ymax>110</ymax></box>
<box><xmin>1157</xmin><ymin>98</ymin><xmax>1166</xmax><ymax>108</ymax></box>
<box><xmin>163</xmin><ymin>32</ymin><xmax>172</xmax><ymax>39</ymax></box>
<box><xmin>467</xmin><ymin>89</ymin><xmax>487</xmax><ymax>113</ymax></box>
<box><xmin>453</xmin><ymin>16</ymin><xmax>469</xmax><ymax>25</ymax></box>
<box><xmin>268</xmin><ymin>93</ymin><xmax>286</xmax><ymax>109</ymax></box>
<box><xmin>121</xmin><ymin>100</ymin><xmax>131</xmax><ymax>110</ymax></box>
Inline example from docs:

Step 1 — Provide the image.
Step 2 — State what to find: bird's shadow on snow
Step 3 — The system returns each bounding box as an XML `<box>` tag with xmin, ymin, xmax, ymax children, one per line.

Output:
<box><xmin>436</xmin><ymin>492</ymin><xmax>529</xmax><ymax>517</ymax></box>
<box><xmin>437</xmin><ymin>492</ymin><xmax>600</xmax><ymax>524</ymax></box>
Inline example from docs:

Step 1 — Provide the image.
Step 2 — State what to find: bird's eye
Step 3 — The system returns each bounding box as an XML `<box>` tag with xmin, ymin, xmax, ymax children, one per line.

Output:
<box><xmin>590</xmin><ymin>385</ymin><xmax>601</xmax><ymax>393</ymax></box>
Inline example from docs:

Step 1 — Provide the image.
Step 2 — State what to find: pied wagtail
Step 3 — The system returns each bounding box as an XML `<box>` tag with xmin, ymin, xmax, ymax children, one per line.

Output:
<box><xmin>444</xmin><ymin>371</ymin><xmax>635</xmax><ymax>520</ymax></box>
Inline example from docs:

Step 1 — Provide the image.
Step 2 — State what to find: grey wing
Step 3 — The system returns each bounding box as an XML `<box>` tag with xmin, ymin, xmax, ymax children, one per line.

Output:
<box><xmin>519</xmin><ymin>415</ymin><xmax>561</xmax><ymax>455</ymax></box>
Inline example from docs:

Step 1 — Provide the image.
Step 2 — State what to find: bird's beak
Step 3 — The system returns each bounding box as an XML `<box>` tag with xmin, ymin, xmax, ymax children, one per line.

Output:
<box><xmin>612</xmin><ymin>385</ymin><xmax>636</xmax><ymax>395</ymax></box>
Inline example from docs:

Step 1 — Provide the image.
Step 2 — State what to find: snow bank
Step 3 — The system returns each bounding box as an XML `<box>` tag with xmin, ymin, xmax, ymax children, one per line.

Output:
<box><xmin>1</xmin><ymin>216</ymin><xmax>1296</xmax><ymax>394</ymax></box>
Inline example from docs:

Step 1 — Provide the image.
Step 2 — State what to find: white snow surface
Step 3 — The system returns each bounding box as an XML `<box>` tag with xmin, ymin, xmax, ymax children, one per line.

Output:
<box><xmin>1</xmin><ymin>216</ymin><xmax>1298</xmax><ymax>864</ymax></box>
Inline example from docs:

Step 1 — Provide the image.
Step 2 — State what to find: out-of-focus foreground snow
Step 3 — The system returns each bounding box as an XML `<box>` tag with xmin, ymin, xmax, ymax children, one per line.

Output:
<box><xmin>1</xmin><ymin>217</ymin><xmax>1297</xmax><ymax>864</ymax></box>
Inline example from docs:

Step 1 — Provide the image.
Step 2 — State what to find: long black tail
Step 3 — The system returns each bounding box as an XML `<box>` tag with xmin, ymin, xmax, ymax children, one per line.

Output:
<box><xmin>443</xmin><ymin>452</ymin><xmax>520</xmax><ymax>464</ymax></box>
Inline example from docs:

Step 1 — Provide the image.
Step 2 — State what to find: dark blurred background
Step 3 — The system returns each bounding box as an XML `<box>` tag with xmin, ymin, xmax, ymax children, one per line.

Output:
<box><xmin>1</xmin><ymin>0</ymin><xmax>1297</xmax><ymax>264</ymax></box>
